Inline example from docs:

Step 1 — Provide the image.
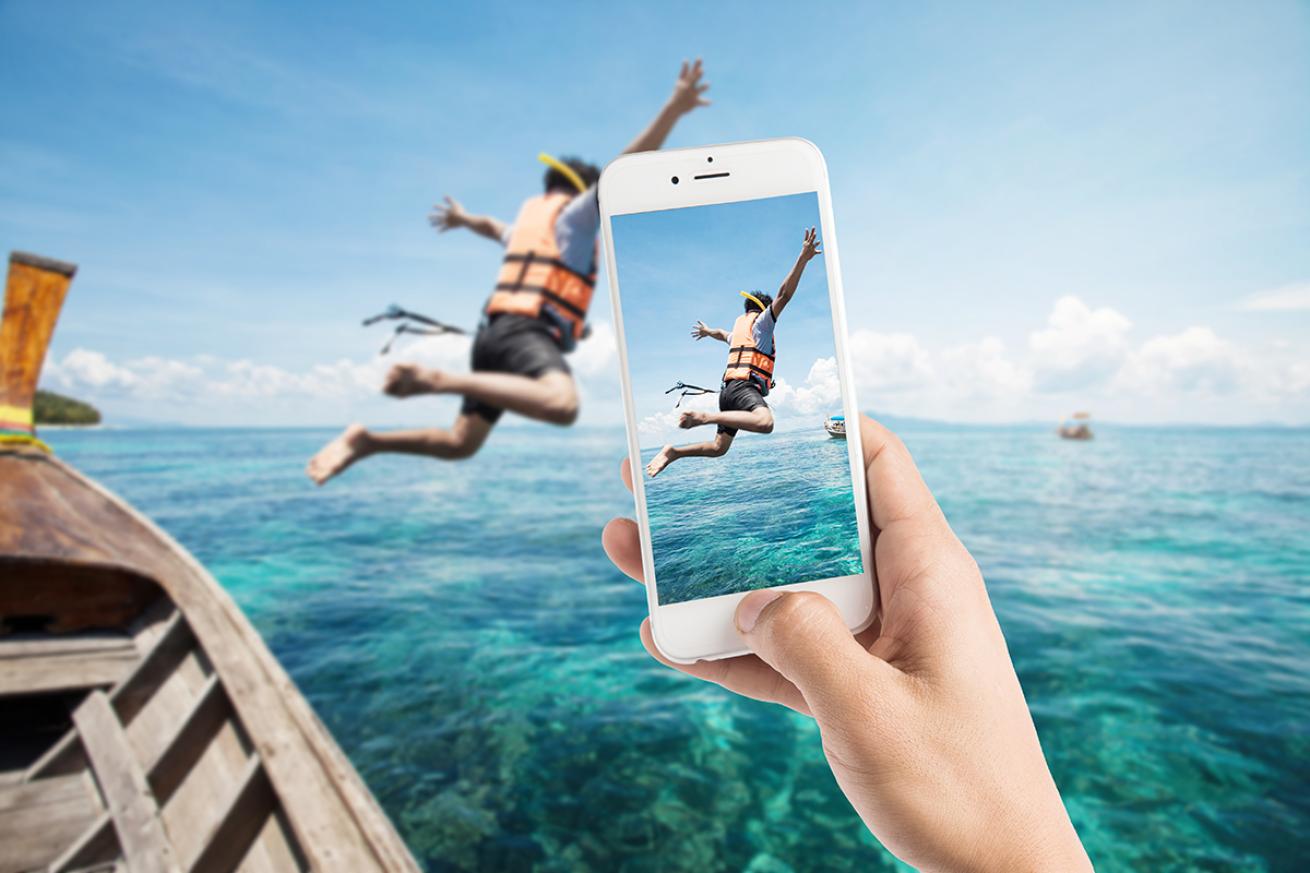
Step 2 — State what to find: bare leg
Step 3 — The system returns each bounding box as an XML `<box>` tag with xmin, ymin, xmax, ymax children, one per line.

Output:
<box><xmin>384</xmin><ymin>364</ymin><xmax>578</xmax><ymax>426</ymax></box>
<box><xmin>646</xmin><ymin>431</ymin><xmax>735</xmax><ymax>478</ymax></box>
<box><xmin>679</xmin><ymin>406</ymin><xmax>774</xmax><ymax>434</ymax></box>
<box><xmin>306</xmin><ymin>414</ymin><xmax>493</xmax><ymax>485</ymax></box>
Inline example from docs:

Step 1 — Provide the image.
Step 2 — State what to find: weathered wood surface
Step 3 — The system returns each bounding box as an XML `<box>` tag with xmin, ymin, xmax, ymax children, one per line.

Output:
<box><xmin>185</xmin><ymin>756</ymin><xmax>274</xmax><ymax>873</ymax></box>
<box><xmin>0</xmin><ymin>450</ymin><xmax>419</xmax><ymax>872</ymax></box>
<box><xmin>0</xmin><ymin>632</ymin><xmax>138</xmax><ymax>696</ymax></box>
<box><xmin>45</xmin><ymin>811</ymin><xmax>116</xmax><ymax>873</ymax></box>
<box><xmin>73</xmin><ymin>691</ymin><xmax>181</xmax><ymax>873</ymax></box>
<box><xmin>0</xmin><ymin>560</ymin><xmax>160</xmax><ymax>635</ymax></box>
<box><xmin>0</xmin><ymin>772</ymin><xmax>99</xmax><ymax>873</ymax></box>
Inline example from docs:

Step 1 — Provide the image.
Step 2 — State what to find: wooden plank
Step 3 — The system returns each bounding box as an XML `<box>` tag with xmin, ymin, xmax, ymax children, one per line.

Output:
<box><xmin>110</xmin><ymin>612</ymin><xmax>192</xmax><ymax>726</ymax></box>
<box><xmin>73</xmin><ymin>691</ymin><xmax>180</xmax><ymax>873</ymax></box>
<box><xmin>185</xmin><ymin>757</ymin><xmax>273</xmax><ymax>873</ymax></box>
<box><xmin>146</xmin><ymin>674</ymin><xmax>231</xmax><ymax>805</ymax></box>
<box><xmin>28</xmin><ymin>613</ymin><xmax>192</xmax><ymax>782</ymax></box>
<box><xmin>0</xmin><ymin>773</ymin><xmax>99</xmax><ymax>873</ymax></box>
<box><xmin>46</xmin><ymin>812</ymin><xmax>116</xmax><ymax>873</ymax></box>
<box><xmin>0</xmin><ymin>649</ymin><xmax>136</xmax><ymax>696</ymax></box>
<box><xmin>0</xmin><ymin>632</ymin><xmax>135</xmax><ymax>660</ymax></box>
<box><xmin>237</xmin><ymin>807</ymin><xmax>309</xmax><ymax>873</ymax></box>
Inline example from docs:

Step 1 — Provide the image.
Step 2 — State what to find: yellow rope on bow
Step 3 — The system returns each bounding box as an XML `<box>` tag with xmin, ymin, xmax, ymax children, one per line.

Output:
<box><xmin>0</xmin><ymin>432</ymin><xmax>52</xmax><ymax>453</ymax></box>
<box><xmin>538</xmin><ymin>153</ymin><xmax>589</xmax><ymax>194</ymax></box>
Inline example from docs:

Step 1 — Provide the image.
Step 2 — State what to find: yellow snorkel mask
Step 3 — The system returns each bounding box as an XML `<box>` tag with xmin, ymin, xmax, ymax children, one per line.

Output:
<box><xmin>538</xmin><ymin>153</ymin><xmax>589</xmax><ymax>194</ymax></box>
<box><xmin>739</xmin><ymin>290</ymin><xmax>767</xmax><ymax>313</ymax></box>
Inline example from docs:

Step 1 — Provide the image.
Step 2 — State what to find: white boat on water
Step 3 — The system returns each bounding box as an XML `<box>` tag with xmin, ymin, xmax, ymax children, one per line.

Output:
<box><xmin>824</xmin><ymin>414</ymin><xmax>847</xmax><ymax>438</ymax></box>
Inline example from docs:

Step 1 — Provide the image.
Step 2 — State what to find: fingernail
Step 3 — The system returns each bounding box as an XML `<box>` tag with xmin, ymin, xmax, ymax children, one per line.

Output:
<box><xmin>736</xmin><ymin>590</ymin><xmax>783</xmax><ymax>634</ymax></box>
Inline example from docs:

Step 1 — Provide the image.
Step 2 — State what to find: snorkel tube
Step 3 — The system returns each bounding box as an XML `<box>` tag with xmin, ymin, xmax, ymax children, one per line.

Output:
<box><xmin>739</xmin><ymin>290</ymin><xmax>768</xmax><ymax>313</ymax></box>
<box><xmin>538</xmin><ymin>153</ymin><xmax>590</xmax><ymax>194</ymax></box>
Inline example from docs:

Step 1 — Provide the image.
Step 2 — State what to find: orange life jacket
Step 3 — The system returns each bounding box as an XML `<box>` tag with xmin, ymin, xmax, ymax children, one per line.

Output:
<box><xmin>485</xmin><ymin>192</ymin><xmax>595</xmax><ymax>344</ymax></box>
<box><xmin>723</xmin><ymin>310</ymin><xmax>776</xmax><ymax>391</ymax></box>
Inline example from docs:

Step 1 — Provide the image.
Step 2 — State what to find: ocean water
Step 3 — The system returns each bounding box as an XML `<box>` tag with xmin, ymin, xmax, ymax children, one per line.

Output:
<box><xmin>44</xmin><ymin>422</ymin><xmax>1310</xmax><ymax>872</ymax></box>
<box><xmin>641</xmin><ymin>428</ymin><xmax>863</xmax><ymax>604</ymax></box>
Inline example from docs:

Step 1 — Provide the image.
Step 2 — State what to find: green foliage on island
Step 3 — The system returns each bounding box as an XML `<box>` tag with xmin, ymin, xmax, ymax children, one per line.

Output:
<box><xmin>33</xmin><ymin>390</ymin><xmax>101</xmax><ymax>426</ymax></box>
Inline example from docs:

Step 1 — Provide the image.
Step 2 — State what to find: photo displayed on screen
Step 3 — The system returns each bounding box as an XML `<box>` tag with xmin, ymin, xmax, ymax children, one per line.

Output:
<box><xmin>611</xmin><ymin>192</ymin><xmax>864</xmax><ymax>604</ymax></box>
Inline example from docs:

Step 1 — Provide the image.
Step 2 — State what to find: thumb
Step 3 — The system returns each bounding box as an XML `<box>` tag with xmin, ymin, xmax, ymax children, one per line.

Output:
<box><xmin>735</xmin><ymin>590</ymin><xmax>888</xmax><ymax>716</ymax></box>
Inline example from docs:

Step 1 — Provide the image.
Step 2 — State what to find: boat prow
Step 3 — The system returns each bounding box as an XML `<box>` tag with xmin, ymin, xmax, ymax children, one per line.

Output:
<box><xmin>0</xmin><ymin>253</ymin><xmax>419</xmax><ymax>872</ymax></box>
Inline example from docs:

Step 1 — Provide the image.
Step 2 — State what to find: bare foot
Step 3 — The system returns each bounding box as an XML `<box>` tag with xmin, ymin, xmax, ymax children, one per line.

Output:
<box><xmin>646</xmin><ymin>445</ymin><xmax>677</xmax><ymax>478</ymax></box>
<box><xmin>679</xmin><ymin>410</ymin><xmax>709</xmax><ymax>429</ymax></box>
<box><xmin>383</xmin><ymin>363</ymin><xmax>443</xmax><ymax>398</ymax></box>
<box><xmin>306</xmin><ymin>424</ymin><xmax>373</xmax><ymax>485</ymax></box>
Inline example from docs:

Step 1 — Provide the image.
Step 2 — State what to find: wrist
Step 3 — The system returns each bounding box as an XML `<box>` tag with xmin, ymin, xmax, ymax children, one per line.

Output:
<box><xmin>970</xmin><ymin>814</ymin><xmax>1091</xmax><ymax>873</ymax></box>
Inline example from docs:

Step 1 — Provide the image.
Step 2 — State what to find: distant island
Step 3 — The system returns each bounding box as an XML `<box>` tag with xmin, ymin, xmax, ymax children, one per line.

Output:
<box><xmin>34</xmin><ymin>390</ymin><xmax>101</xmax><ymax>426</ymax></box>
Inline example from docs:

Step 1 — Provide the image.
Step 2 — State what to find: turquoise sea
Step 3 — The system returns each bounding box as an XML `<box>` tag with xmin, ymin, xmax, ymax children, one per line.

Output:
<box><xmin>45</xmin><ymin>423</ymin><xmax>1310</xmax><ymax>872</ymax></box>
<box><xmin>642</xmin><ymin>428</ymin><xmax>863</xmax><ymax>604</ymax></box>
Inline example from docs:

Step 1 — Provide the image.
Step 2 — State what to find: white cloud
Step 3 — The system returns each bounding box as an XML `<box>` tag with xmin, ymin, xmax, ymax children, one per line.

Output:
<box><xmin>941</xmin><ymin>337</ymin><xmax>1033</xmax><ymax>400</ymax></box>
<box><xmin>1236</xmin><ymin>282</ymin><xmax>1310</xmax><ymax>312</ymax></box>
<box><xmin>847</xmin><ymin>330</ymin><xmax>934</xmax><ymax>394</ymax></box>
<box><xmin>769</xmin><ymin>356</ymin><xmax>843</xmax><ymax>417</ymax></box>
<box><xmin>1028</xmin><ymin>295</ymin><xmax>1132</xmax><ymax>392</ymax></box>
<box><xmin>570</xmin><ymin>322</ymin><xmax>619</xmax><ymax>379</ymax></box>
<box><xmin>1114</xmin><ymin>326</ymin><xmax>1243</xmax><ymax>396</ymax></box>
<box><xmin>48</xmin><ymin>349</ymin><xmax>141</xmax><ymax>392</ymax></box>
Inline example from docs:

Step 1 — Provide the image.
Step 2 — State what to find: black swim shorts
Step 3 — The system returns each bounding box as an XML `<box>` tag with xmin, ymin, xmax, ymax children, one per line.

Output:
<box><xmin>461</xmin><ymin>314</ymin><xmax>571</xmax><ymax>424</ymax></box>
<box><xmin>717</xmin><ymin>379</ymin><xmax>769</xmax><ymax>436</ymax></box>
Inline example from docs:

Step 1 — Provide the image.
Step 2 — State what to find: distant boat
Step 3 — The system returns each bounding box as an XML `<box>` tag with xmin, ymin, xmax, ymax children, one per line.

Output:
<box><xmin>1058</xmin><ymin>411</ymin><xmax>1093</xmax><ymax>440</ymax></box>
<box><xmin>824</xmin><ymin>414</ymin><xmax>847</xmax><ymax>438</ymax></box>
<box><xmin>0</xmin><ymin>252</ymin><xmax>419</xmax><ymax>873</ymax></box>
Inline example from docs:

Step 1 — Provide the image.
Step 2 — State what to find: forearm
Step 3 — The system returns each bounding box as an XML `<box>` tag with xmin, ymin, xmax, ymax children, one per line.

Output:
<box><xmin>462</xmin><ymin>214</ymin><xmax>507</xmax><ymax>243</ymax></box>
<box><xmin>622</xmin><ymin>97</ymin><xmax>686</xmax><ymax>156</ymax></box>
<box><xmin>711</xmin><ymin>327</ymin><xmax>730</xmax><ymax>343</ymax></box>
<box><xmin>775</xmin><ymin>257</ymin><xmax>808</xmax><ymax>307</ymax></box>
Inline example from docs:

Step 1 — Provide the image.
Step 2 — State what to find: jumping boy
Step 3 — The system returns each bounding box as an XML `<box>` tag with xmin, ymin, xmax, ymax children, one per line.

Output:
<box><xmin>307</xmin><ymin>61</ymin><xmax>711</xmax><ymax>485</ymax></box>
<box><xmin>646</xmin><ymin>227</ymin><xmax>821</xmax><ymax>478</ymax></box>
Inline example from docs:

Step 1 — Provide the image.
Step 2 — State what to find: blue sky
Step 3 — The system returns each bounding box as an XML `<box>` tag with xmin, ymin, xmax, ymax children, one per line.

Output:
<box><xmin>3</xmin><ymin>1</ymin><xmax>1307</xmax><ymax>425</ymax></box>
<box><xmin>612</xmin><ymin>193</ymin><xmax>845</xmax><ymax>441</ymax></box>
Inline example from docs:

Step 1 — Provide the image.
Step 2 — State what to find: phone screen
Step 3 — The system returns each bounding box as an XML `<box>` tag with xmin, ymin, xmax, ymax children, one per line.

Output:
<box><xmin>610</xmin><ymin>191</ymin><xmax>865</xmax><ymax>605</ymax></box>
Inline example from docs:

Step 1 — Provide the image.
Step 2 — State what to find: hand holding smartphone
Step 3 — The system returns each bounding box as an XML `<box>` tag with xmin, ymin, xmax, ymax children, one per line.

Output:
<box><xmin>599</xmin><ymin>139</ymin><xmax>875</xmax><ymax>662</ymax></box>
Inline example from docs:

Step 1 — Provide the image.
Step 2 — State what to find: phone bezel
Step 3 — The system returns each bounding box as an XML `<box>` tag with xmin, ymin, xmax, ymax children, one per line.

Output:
<box><xmin>598</xmin><ymin>138</ymin><xmax>876</xmax><ymax>663</ymax></box>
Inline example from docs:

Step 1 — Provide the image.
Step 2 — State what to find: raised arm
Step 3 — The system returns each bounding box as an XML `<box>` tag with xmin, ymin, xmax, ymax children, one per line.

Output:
<box><xmin>620</xmin><ymin>60</ymin><xmax>711</xmax><ymax>156</ymax></box>
<box><xmin>691</xmin><ymin>320</ymin><xmax>730</xmax><ymax>344</ymax></box>
<box><xmin>770</xmin><ymin>227</ymin><xmax>822</xmax><ymax>320</ymax></box>
<box><xmin>428</xmin><ymin>195</ymin><xmax>509</xmax><ymax>245</ymax></box>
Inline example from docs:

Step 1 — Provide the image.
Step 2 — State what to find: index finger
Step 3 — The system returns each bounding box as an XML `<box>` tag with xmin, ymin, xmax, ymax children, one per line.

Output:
<box><xmin>859</xmin><ymin>415</ymin><xmax>947</xmax><ymax>534</ymax></box>
<box><xmin>620</xmin><ymin>456</ymin><xmax>633</xmax><ymax>493</ymax></box>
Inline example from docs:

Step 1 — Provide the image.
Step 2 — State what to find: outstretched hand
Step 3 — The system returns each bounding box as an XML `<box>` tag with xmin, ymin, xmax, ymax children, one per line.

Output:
<box><xmin>669</xmin><ymin>58</ymin><xmax>711</xmax><ymax>116</ymax></box>
<box><xmin>691</xmin><ymin>320</ymin><xmax>714</xmax><ymax>340</ymax></box>
<box><xmin>799</xmin><ymin>226</ymin><xmax>822</xmax><ymax>262</ymax></box>
<box><xmin>428</xmin><ymin>195</ymin><xmax>466</xmax><ymax>233</ymax></box>
<box><xmin>601</xmin><ymin>416</ymin><xmax>1091</xmax><ymax>871</ymax></box>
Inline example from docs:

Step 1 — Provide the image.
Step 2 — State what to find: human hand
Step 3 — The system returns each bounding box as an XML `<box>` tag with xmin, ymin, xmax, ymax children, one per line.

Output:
<box><xmin>428</xmin><ymin>195</ymin><xmax>467</xmax><ymax>233</ymax></box>
<box><xmin>382</xmin><ymin>363</ymin><xmax>433</xmax><ymax>398</ymax></box>
<box><xmin>691</xmin><ymin>320</ymin><xmax>713</xmax><ymax>340</ymax></box>
<box><xmin>601</xmin><ymin>416</ymin><xmax>1091</xmax><ymax>872</ymax></box>
<box><xmin>668</xmin><ymin>58</ymin><xmax>711</xmax><ymax>116</ymax></box>
<box><xmin>799</xmin><ymin>226</ymin><xmax>822</xmax><ymax>262</ymax></box>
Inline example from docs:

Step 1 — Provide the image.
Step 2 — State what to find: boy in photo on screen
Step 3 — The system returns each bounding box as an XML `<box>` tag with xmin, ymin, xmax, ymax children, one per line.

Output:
<box><xmin>645</xmin><ymin>227</ymin><xmax>822</xmax><ymax>477</ymax></box>
<box><xmin>612</xmin><ymin>194</ymin><xmax>862</xmax><ymax>603</ymax></box>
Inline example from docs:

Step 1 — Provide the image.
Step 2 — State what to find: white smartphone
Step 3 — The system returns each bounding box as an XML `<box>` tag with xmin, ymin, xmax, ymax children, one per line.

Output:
<box><xmin>599</xmin><ymin>138</ymin><xmax>876</xmax><ymax>663</ymax></box>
